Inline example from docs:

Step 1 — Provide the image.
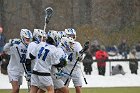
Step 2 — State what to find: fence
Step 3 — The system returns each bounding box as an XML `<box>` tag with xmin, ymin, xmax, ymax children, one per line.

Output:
<box><xmin>85</xmin><ymin>54</ymin><xmax>140</xmax><ymax>76</ymax></box>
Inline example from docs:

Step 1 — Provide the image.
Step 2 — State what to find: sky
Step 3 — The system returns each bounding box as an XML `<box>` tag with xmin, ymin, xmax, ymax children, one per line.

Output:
<box><xmin>0</xmin><ymin>55</ymin><xmax>140</xmax><ymax>89</ymax></box>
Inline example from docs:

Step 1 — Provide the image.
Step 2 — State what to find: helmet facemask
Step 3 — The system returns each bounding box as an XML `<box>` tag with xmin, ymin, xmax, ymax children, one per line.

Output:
<box><xmin>20</xmin><ymin>29</ymin><xmax>33</xmax><ymax>45</ymax></box>
<box><xmin>65</xmin><ymin>28</ymin><xmax>76</xmax><ymax>40</ymax></box>
<box><xmin>33</xmin><ymin>29</ymin><xmax>46</xmax><ymax>43</ymax></box>
<box><xmin>61</xmin><ymin>37</ymin><xmax>75</xmax><ymax>52</ymax></box>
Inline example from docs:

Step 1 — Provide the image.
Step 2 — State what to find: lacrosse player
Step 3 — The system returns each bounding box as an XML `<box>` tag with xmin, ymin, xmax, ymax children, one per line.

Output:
<box><xmin>61</xmin><ymin>28</ymin><xmax>83</xmax><ymax>93</ymax></box>
<box><xmin>49</xmin><ymin>31</ymin><xmax>76</xmax><ymax>93</ymax></box>
<box><xmin>26</xmin><ymin>29</ymin><xmax>46</xmax><ymax>73</ymax></box>
<box><xmin>3</xmin><ymin>29</ymin><xmax>32</xmax><ymax>93</ymax></box>
<box><xmin>29</xmin><ymin>31</ymin><xmax>67</xmax><ymax>93</ymax></box>
<box><xmin>25</xmin><ymin>29</ymin><xmax>46</xmax><ymax>91</ymax></box>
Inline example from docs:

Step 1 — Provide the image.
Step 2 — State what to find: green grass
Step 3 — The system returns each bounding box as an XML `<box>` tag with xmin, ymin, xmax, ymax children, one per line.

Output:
<box><xmin>1</xmin><ymin>87</ymin><xmax>140</xmax><ymax>93</ymax></box>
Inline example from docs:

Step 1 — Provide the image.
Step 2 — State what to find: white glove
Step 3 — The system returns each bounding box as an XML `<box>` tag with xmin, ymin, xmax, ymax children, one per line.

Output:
<box><xmin>9</xmin><ymin>38</ymin><xmax>21</xmax><ymax>46</ymax></box>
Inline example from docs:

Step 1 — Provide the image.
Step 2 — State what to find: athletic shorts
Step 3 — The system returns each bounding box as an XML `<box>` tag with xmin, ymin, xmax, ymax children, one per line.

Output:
<box><xmin>61</xmin><ymin>67</ymin><xmax>82</xmax><ymax>87</ymax></box>
<box><xmin>8</xmin><ymin>70</ymin><xmax>23</xmax><ymax>85</ymax></box>
<box><xmin>31</xmin><ymin>74</ymin><xmax>53</xmax><ymax>90</ymax></box>
<box><xmin>52</xmin><ymin>75</ymin><xmax>65</xmax><ymax>89</ymax></box>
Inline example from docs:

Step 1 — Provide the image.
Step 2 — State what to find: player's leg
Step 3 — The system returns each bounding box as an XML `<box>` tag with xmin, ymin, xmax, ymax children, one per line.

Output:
<box><xmin>30</xmin><ymin>85</ymin><xmax>39</xmax><ymax>93</ymax></box>
<box><xmin>75</xmin><ymin>86</ymin><xmax>82</xmax><ymax>93</ymax></box>
<box><xmin>37</xmin><ymin>89</ymin><xmax>45</xmax><ymax>93</ymax></box>
<box><xmin>38</xmin><ymin>76</ymin><xmax>54</xmax><ymax>93</ymax></box>
<box><xmin>38</xmin><ymin>86</ymin><xmax>54</xmax><ymax>93</ymax></box>
<box><xmin>46</xmin><ymin>85</ymin><xmax>54</xmax><ymax>93</ymax></box>
<box><xmin>72</xmin><ymin>69</ymin><xmax>82</xmax><ymax>93</ymax></box>
<box><xmin>30</xmin><ymin>74</ymin><xmax>39</xmax><ymax>93</ymax></box>
<box><xmin>8</xmin><ymin>71</ymin><xmax>23</xmax><ymax>93</ymax></box>
<box><xmin>55</xmin><ymin>87</ymin><xmax>69</xmax><ymax>93</ymax></box>
<box><xmin>51</xmin><ymin>75</ymin><xmax>69</xmax><ymax>93</ymax></box>
<box><xmin>11</xmin><ymin>81</ymin><xmax>20</xmax><ymax>93</ymax></box>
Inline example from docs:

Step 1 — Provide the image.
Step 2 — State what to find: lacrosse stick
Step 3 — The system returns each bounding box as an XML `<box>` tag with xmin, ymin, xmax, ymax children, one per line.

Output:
<box><xmin>64</xmin><ymin>41</ymin><xmax>89</xmax><ymax>86</ymax></box>
<box><xmin>80</xmin><ymin>67</ymin><xmax>88</xmax><ymax>84</ymax></box>
<box><xmin>44</xmin><ymin>7</ymin><xmax>53</xmax><ymax>31</ymax></box>
<box><xmin>16</xmin><ymin>47</ymin><xmax>30</xmax><ymax>92</ymax></box>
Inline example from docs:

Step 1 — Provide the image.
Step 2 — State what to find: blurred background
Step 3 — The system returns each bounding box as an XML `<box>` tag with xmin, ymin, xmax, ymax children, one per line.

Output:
<box><xmin>0</xmin><ymin>1</ymin><xmax>140</xmax><ymax>90</ymax></box>
<box><xmin>0</xmin><ymin>0</ymin><xmax>140</xmax><ymax>46</ymax></box>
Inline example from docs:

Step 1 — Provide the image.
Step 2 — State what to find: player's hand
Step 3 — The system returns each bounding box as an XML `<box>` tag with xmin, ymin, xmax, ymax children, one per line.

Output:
<box><xmin>59</xmin><ymin>57</ymin><xmax>67</xmax><ymax>67</ymax></box>
<box><xmin>9</xmin><ymin>38</ymin><xmax>20</xmax><ymax>46</ymax></box>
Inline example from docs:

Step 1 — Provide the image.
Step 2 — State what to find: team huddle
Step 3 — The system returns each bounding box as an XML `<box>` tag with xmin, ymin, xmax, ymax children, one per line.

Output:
<box><xmin>3</xmin><ymin>28</ymin><xmax>86</xmax><ymax>93</ymax></box>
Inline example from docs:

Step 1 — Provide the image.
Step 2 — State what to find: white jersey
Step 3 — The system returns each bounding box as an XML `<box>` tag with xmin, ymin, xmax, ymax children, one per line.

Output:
<box><xmin>26</xmin><ymin>41</ymin><xmax>39</xmax><ymax>70</ymax></box>
<box><xmin>51</xmin><ymin>47</ymin><xmax>67</xmax><ymax>89</ymax></box>
<box><xmin>4</xmin><ymin>40</ymin><xmax>27</xmax><ymax>74</ymax></box>
<box><xmin>60</xmin><ymin>41</ymin><xmax>83</xmax><ymax>87</ymax></box>
<box><xmin>66</xmin><ymin>41</ymin><xmax>83</xmax><ymax>68</ymax></box>
<box><xmin>31</xmin><ymin>43</ymin><xmax>60</xmax><ymax>73</ymax></box>
<box><xmin>51</xmin><ymin>46</ymin><xmax>66</xmax><ymax>74</ymax></box>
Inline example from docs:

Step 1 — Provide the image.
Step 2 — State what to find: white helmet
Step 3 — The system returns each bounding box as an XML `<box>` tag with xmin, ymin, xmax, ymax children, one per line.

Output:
<box><xmin>57</xmin><ymin>31</ymin><xmax>66</xmax><ymax>44</ymax></box>
<box><xmin>33</xmin><ymin>29</ymin><xmax>46</xmax><ymax>42</ymax></box>
<box><xmin>20</xmin><ymin>29</ymin><xmax>33</xmax><ymax>44</ymax></box>
<box><xmin>47</xmin><ymin>30</ymin><xmax>58</xmax><ymax>45</ymax></box>
<box><xmin>57</xmin><ymin>31</ymin><xmax>66</xmax><ymax>38</ymax></box>
<box><xmin>60</xmin><ymin>37</ymin><xmax>75</xmax><ymax>52</ymax></box>
<box><xmin>65</xmin><ymin>28</ymin><xmax>76</xmax><ymax>40</ymax></box>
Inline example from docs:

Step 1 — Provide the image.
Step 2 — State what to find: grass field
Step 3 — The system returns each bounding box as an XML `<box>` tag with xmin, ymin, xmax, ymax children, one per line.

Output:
<box><xmin>0</xmin><ymin>87</ymin><xmax>140</xmax><ymax>93</ymax></box>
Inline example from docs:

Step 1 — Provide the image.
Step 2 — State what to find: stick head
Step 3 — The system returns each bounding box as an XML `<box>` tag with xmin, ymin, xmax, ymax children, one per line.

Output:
<box><xmin>79</xmin><ymin>41</ymin><xmax>89</xmax><ymax>54</ymax></box>
<box><xmin>45</xmin><ymin>7</ymin><xmax>53</xmax><ymax>23</ymax></box>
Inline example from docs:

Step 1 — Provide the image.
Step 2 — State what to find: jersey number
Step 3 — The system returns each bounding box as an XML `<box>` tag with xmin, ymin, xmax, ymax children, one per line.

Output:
<box><xmin>68</xmin><ymin>53</ymin><xmax>73</xmax><ymax>61</ymax></box>
<box><xmin>20</xmin><ymin>54</ymin><xmax>26</xmax><ymax>63</ymax></box>
<box><xmin>38</xmin><ymin>47</ymin><xmax>50</xmax><ymax>61</ymax></box>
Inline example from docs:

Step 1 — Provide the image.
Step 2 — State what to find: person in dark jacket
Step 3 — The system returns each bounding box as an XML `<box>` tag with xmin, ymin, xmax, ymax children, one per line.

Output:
<box><xmin>129</xmin><ymin>49</ymin><xmax>138</xmax><ymax>74</ymax></box>
<box><xmin>95</xmin><ymin>45</ymin><xmax>108</xmax><ymax>76</ymax></box>
<box><xmin>0</xmin><ymin>26</ymin><xmax>6</xmax><ymax>54</ymax></box>
<box><xmin>118</xmin><ymin>39</ymin><xmax>129</xmax><ymax>59</ymax></box>
<box><xmin>83</xmin><ymin>51</ymin><xmax>93</xmax><ymax>75</ymax></box>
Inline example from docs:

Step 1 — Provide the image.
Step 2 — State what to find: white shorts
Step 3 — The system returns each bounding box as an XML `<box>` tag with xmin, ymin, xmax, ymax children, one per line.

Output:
<box><xmin>51</xmin><ymin>66</ymin><xmax>65</xmax><ymax>89</ymax></box>
<box><xmin>8</xmin><ymin>70</ymin><xmax>23</xmax><ymax>85</ymax></box>
<box><xmin>52</xmin><ymin>75</ymin><xmax>65</xmax><ymax>89</ymax></box>
<box><xmin>31</xmin><ymin>74</ymin><xmax>53</xmax><ymax>90</ymax></box>
<box><xmin>61</xmin><ymin>67</ymin><xmax>82</xmax><ymax>87</ymax></box>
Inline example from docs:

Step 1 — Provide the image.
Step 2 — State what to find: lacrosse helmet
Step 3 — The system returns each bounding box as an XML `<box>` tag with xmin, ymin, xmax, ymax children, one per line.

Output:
<box><xmin>65</xmin><ymin>28</ymin><xmax>76</xmax><ymax>40</ymax></box>
<box><xmin>20</xmin><ymin>29</ymin><xmax>33</xmax><ymax>45</ymax></box>
<box><xmin>47</xmin><ymin>30</ymin><xmax>58</xmax><ymax>45</ymax></box>
<box><xmin>57</xmin><ymin>31</ymin><xmax>67</xmax><ymax>38</ymax></box>
<box><xmin>57</xmin><ymin>31</ymin><xmax>66</xmax><ymax>44</ymax></box>
<box><xmin>60</xmin><ymin>37</ymin><xmax>75</xmax><ymax>52</ymax></box>
<box><xmin>33</xmin><ymin>29</ymin><xmax>46</xmax><ymax>43</ymax></box>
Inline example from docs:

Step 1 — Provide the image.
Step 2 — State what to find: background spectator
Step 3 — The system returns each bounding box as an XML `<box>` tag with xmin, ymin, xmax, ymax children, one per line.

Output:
<box><xmin>135</xmin><ymin>41</ymin><xmax>140</xmax><ymax>59</ymax></box>
<box><xmin>112</xmin><ymin>64</ymin><xmax>125</xmax><ymax>75</ymax></box>
<box><xmin>135</xmin><ymin>41</ymin><xmax>140</xmax><ymax>52</ymax></box>
<box><xmin>118</xmin><ymin>39</ymin><xmax>129</xmax><ymax>59</ymax></box>
<box><xmin>90</xmin><ymin>40</ymin><xmax>100</xmax><ymax>56</ymax></box>
<box><xmin>129</xmin><ymin>49</ymin><xmax>138</xmax><ymax>74</ymax></box>
<box><xmin>106</xmin><ymin>45</ymin><xmax>118</xmax><ymax>56</ymax></box>
<box><xmin>0</xmin><ymin>53</ymin><xmax>9</xmax><ymax>74</ymax></box>
<box><xmin>0</xmin><ymin>26</ymin><xmax>6</xmax><ymax>71</ymax></box>
<box><xmin>95</xmin><ymin>45</ymin><xmax>108</xmax><ymax>76</ymax></box>
<box><xmin>0</xmin><ymin>26</ymin><xmax>6</xmax><ymax>54</ymax></box>
<box><xmin>83</xmin><ymin>50</ymin><xmax>93</xmax><ymax>75</ymax></box>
